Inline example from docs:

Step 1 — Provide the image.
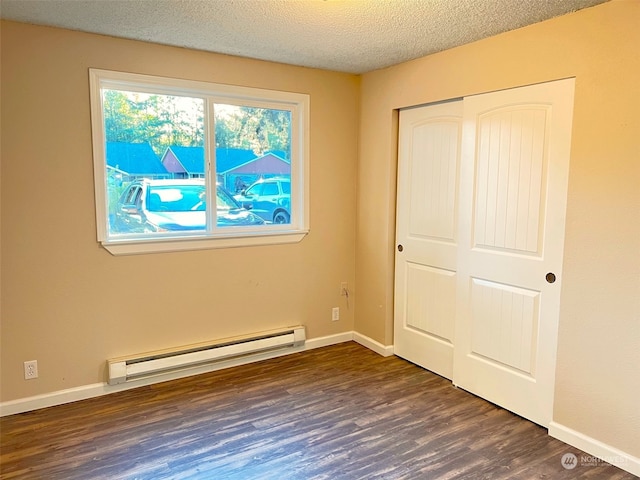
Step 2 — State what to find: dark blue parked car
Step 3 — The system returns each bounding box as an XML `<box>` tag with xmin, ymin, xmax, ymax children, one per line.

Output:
<box><xmin>234</xmin><ymin>177</ymin><xmax>291</xmax><ymax>224</ymax></box>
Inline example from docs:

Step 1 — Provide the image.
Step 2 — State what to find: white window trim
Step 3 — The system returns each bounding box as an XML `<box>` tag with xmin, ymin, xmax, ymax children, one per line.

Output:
<box><xmin>89</xmin><ymin>69</ymin><xmax>309</xmax><ymax>255</ymax></box>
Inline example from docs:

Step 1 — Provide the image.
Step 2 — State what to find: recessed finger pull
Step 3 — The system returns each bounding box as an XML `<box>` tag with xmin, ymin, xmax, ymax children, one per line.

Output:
<box><xmin>546</xmin><ymin>272</ymin><xmax>556</xmax><ymax>284</ymax></box>
<box><xmin>397</xmin><ymin>244</ymin><xmax>404</xmax><ymax>252</ymax></box>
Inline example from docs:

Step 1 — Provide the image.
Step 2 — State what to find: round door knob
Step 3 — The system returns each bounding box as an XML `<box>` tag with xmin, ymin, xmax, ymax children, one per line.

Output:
<box><xmin>546</xmin><ymin>272</ymin><xmax>556</xmax><ymax>283</ymax></box>
<box><xmin>397</xmin><ymin>244</ymin><xmax>404</xmax><ymax>252</ymax></box>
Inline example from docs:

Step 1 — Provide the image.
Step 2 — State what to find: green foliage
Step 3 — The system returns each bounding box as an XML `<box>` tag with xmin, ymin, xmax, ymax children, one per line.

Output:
<box><xmin>215</xmin><ymin>105</ymin><xmax>291</xmax><ymax>159</ymax></box>
<box><xmin>103</xmin><ymin>90</ymin><xmax>291</xmax><ymax>159</ymax></box>
<box><xmin>103</xmin><ymin>90</ymin><xmax>204</xmax><ymax>155</ymax></box>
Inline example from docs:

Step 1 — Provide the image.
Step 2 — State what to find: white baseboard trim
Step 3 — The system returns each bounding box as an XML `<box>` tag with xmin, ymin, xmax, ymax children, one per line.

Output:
<box><xmin>353</xmin><ymin>331</ymin><xmax>394</xmax><ymax>357</ymax></box>
<box><xmin>305</xmin><ymin>331</ymin><xmax>354</xmax><ymax>350</ymax></box>
<box><xmin>0</xmin><ymin>331</ymin><xmax>376</xmax><ymax>417</ymax></box>
<box><xmin>549</xmin><ymin>421</ymin><xmax>640</xmax><ymax>477</ymax></box>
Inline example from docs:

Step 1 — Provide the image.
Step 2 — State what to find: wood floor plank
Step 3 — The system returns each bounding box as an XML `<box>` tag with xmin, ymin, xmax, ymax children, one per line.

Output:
<box><xmin>1</xmin><ymin>342</ymin><xmax>636</xmax><ymax>479</ymax></box>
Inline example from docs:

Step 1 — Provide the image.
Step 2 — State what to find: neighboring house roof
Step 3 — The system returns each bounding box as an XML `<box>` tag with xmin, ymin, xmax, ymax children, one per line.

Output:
<box><xmin>106</xmin><ymin>142</ymin><xmax>167</xmax><ymax>175</ymax></box>
<box><xmin>163</xmin><ymin>145</ymin><xmax>206</xmax><ymax>174</ymax></box>
<box><xmin>225</xmin><ymin>153</ymin><xmax>290</xmax><ymax>175</ymax></box>
<box><xmin>162</xmin><ymin>146</ymin><xmax>265</xmax><ymax>175</ymax></box>
<box><xmin>162</xmin><ymin>145</ymin><xmax>291</xmax><ymax>175</ymax></box>
<box><xmin>216</xmin><ymin>148</ymin><xmax>259</xmax><ymax>173</ymax></box>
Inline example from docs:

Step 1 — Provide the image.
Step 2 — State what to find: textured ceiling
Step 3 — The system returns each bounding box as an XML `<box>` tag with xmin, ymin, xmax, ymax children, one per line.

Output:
<box><xmin>0</xmin><ymin>0</ymin><xmax>608</xmax><ymax>74</ymax></box>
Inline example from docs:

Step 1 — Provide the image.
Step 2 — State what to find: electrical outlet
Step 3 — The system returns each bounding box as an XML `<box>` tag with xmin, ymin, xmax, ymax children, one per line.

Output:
<box><xmin>24</xmin><ymin>360</ymin><xmax>38</xmax><ymax>380</ymax></box>
<box><xmin>340</xmin><ymin>282</ymin><xmax>348</xmax><ymax>296</ymax></box>
<box><xmin>332</xmin><ymin>307</ymin><xmax>340</xmax><ymax>321</ymax></box>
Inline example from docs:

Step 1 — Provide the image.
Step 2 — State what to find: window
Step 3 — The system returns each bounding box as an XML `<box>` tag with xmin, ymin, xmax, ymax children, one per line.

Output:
<box><xmin>89</xmin><ymin>69</ymin><xmax>309</xmax><ymax>255</ymax></box>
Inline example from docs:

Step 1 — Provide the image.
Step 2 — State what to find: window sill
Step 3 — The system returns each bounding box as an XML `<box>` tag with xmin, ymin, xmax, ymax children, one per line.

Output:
<box><xmin>100</xmin><ymin>230</ymin><xmax>309</xmax><ymax>256</ymax></box>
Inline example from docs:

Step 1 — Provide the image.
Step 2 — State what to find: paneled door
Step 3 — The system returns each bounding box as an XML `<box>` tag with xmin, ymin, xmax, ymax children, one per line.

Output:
<box><xmin>394</xmin><ymin>79</ymin><xmax>575</xmax><ymax>427</ymax></box>
<box><xmin>453</xmin><ymin>79</ymin><xmax>575</xmax><ymax>427</ymax></box>
<box><xmin>394</xmin><ymin>101</ymin><xmax>463</xmax><ymax>380</ymax></box>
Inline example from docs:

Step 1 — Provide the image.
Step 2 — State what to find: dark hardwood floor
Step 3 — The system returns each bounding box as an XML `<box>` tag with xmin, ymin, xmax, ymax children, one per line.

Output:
<box><xmin>1</xmin><ymin>342</ymin><xmax>636</xmax><ymax>479</ymax></box>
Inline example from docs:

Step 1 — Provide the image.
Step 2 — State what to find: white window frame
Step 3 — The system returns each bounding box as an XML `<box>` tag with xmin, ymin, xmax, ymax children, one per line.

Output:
<box><xmin>89</xmin><ymin>69</ymin><xmax>309</xmax><ymax>255</ymax></box>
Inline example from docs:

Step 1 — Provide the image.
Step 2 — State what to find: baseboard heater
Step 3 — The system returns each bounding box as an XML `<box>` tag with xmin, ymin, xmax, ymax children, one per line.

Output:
<box><xmin>107</xmin><ymin>325</ymin><xmax>305</xmax><ymax>385</ymax></box>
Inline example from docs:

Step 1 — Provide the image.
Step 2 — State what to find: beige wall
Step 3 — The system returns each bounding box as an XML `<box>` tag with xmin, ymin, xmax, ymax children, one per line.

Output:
<box><xmin>0</xmin><ymin>22</ymin><xmax>359</xmax><ymax>401</ymax></box>
<box><xmin>356</xmin><ymin>0</ymin><xmax>639</xmax><ymax>458</ymax></box>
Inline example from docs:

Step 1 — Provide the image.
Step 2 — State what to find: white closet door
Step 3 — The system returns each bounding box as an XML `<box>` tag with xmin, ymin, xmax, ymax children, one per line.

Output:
<box><xmin>394</xmin><ymin>101</ymin><xmax>463</xmax><ymax>379</ymax></box>
<box><xmin>453</xmin><ymin>78</ymin><xmax>575</xmax><ymax>426</ymax></box>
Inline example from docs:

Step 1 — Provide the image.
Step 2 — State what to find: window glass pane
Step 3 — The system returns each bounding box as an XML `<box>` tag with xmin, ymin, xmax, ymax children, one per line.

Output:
<box><xmin>91</xmin><ymin>69</ymin><xmax>308</xmax><ymax>253</ymax></box>
<box><xmin>148</xmin><ymin>184</ymin><xmax>205</xmax><ymax>212</ymax></box>
<box><xmin>244</xmin><ymin>184</ymin><xmax>261</xmax><ymax>196</ymax></box>
<box><xmin>262</xmin><ymin>183</ymin><xmax>279</xmax><ymax>196</ymax></box>
<box><xmin>215</xmin><ymin>104</ymin><xmax>292</xmax><ymax>225</ymax></box>
<box><xmin>102</xmin><ymin>89</ymin><xmax>206</xmax><ymax>236</ymax></box>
